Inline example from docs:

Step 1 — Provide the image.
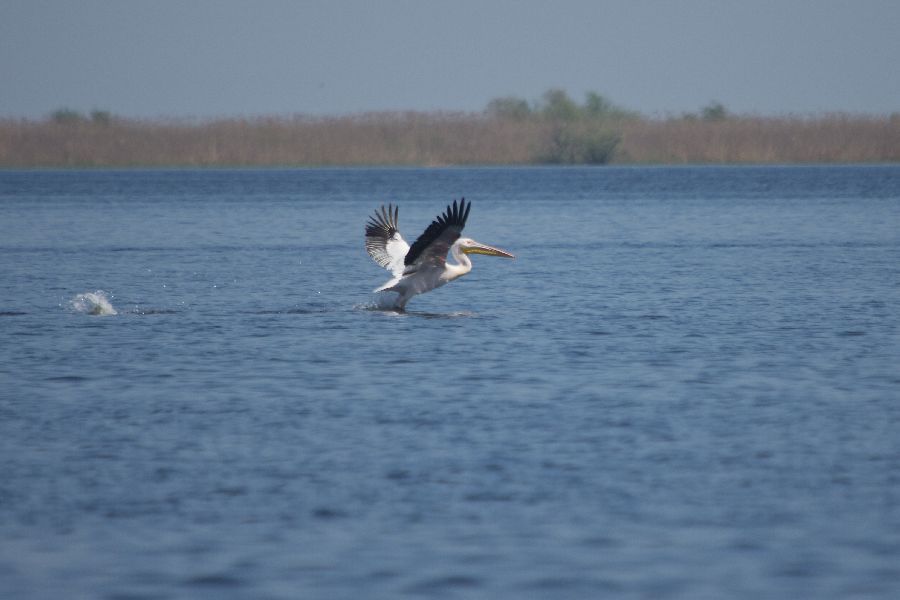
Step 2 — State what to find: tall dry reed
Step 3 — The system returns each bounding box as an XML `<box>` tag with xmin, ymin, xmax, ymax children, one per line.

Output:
<box><xmin>1</xmin><ymin>112</ymin><xmax>898</xmax><ymax>167</ymax></box>
<box><xmin>618</xmin><ymin>115</ymin><xmax>900</xmax><ymax>163</ymax></box>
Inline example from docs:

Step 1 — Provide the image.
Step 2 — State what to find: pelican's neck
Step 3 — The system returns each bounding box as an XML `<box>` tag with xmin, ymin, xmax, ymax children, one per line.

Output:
<box><xmin>445</xmin><ymin>242</ymin><xmax>472</xmax><ymax>281</ymax></box>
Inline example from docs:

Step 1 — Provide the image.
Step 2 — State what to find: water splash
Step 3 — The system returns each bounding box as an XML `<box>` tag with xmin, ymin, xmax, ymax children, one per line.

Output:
<box><xmin>70</xmin><ymin>291</ymin><xmax>118</xmax><ymax>316</ymax></box>
<box><xmin>354</xmin><ymin>302</ymin><xmax>476</xmax><ymax>319</ymax></box>
<box><xmin>355</xmin><ymin>300</ymin><xmax>401</xmax><ymax>313</ymax></box>
<box><xmin>367</xmin><ymin>293</ymin><xmax>402</xmax><ymax>312</ymax></box>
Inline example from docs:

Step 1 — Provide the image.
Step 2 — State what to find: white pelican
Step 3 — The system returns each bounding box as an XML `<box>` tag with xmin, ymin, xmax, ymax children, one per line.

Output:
<box><xmin>365</xmin><ymin>198</ymin><xmax>514</xmax><ymax>310</ymax></box>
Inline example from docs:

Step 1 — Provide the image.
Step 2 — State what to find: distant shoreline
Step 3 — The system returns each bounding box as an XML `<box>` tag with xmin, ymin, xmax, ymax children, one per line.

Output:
<box><xmin>2</xmin><ymin>111</ymin><xmax>898</xmax><ymax>168</ymax></box>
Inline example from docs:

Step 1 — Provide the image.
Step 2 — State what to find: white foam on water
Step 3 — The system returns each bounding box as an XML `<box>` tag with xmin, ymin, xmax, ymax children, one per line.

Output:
<box><xmin>70</xmin><ymin>290</ymin><xmax>118</xmax><ymax>316</ymax></box>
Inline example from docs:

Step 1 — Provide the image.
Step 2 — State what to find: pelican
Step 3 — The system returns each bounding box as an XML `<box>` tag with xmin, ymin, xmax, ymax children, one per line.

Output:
<box><xmin>365</xmin><ymin>198</ymin><xmax>514</xmax><ymax>310</ymax></box>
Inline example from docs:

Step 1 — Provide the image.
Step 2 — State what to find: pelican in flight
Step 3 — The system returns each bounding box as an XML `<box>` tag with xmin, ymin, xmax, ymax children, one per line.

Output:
<box><xmin>365</xmin><ymin>198</ymin><xmax>514</xmax><ymax>310</ymax></box>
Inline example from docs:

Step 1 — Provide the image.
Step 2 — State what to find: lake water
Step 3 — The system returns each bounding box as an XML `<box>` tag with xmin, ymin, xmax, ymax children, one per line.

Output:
<box><xmin>1</xmin><ymin>166</ymin><xmax>899</xmax><ymax>599</ymax></box>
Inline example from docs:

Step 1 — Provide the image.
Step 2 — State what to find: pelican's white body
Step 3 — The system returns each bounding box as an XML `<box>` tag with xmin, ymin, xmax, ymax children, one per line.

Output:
<box><xmin>376</xmin><ymin>242</ymin><xmax>474</xmax><ymax>310</ymax></box>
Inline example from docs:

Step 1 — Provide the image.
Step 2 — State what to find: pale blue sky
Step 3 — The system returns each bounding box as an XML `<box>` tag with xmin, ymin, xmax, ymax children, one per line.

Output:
<box><xmin>2</xmin><ymin>0</ymin><xmax>899</xmax><ymax>118</ymax></box>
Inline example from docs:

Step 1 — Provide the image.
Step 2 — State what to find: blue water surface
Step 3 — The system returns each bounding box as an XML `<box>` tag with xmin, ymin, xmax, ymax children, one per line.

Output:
<box><xmin>1</xmin><ymin>166</ymin><xmax>899</xmax><ymax>599</ymax></box>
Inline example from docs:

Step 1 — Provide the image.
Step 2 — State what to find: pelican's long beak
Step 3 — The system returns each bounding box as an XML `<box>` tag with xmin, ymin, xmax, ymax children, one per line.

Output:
<box><xmin>463</xmin><ymin>241</ymin><xmax>515</xmax><ymax>259</ymax></box>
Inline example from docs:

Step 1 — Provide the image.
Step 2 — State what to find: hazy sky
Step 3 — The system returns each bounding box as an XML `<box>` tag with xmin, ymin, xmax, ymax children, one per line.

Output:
<box><xmin>2</xmin><ymin>0</ymin><xmax>899</xmax><ymax>119</ymax></box>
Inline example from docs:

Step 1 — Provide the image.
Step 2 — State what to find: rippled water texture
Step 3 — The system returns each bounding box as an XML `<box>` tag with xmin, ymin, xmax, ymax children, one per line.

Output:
<box><xmin>1</xmin><ymin>167</ymin><xmax>899</xmax><ymax>599</ymax></box>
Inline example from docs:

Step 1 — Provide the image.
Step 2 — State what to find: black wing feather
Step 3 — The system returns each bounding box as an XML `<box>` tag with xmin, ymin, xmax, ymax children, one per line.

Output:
<box><xmin>404</xmin><ymin>198</ymin><xmax>470</xmax><ymax>266</ymax></box>
<box><xmin>365</xmin><ymin>204</ymin><xmax>401</xmax><ymax>269</ymax></box>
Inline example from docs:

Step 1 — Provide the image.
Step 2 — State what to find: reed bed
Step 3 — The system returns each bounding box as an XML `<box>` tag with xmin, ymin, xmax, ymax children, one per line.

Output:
<box><xmin>618</xmin><ymin>115</ymin><xmax>900</xmax><ymax>164</ymax></box>
<box><xmin>1</xmin><ymin>112</ymin><xmax>898</xmax><ymax>167</ymax></box>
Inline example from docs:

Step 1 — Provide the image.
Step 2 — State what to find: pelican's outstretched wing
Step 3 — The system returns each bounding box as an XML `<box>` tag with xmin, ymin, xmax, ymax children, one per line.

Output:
<box><xmin>365</xmin><ymin>204</ymin><xmax>409</xmax><ymax>276</ymax></box>
<box><xmin>405</xmin><ymin>198</ymin><xmax>470</xmax><ymax>268</ymax></box>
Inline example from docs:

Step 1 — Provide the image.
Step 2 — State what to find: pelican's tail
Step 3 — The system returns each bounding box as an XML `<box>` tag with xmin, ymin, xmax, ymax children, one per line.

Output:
<box><xmin>374</xmin><ymin>276</ymin><xmax>402</xmax><ymax>293</ymax></box>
